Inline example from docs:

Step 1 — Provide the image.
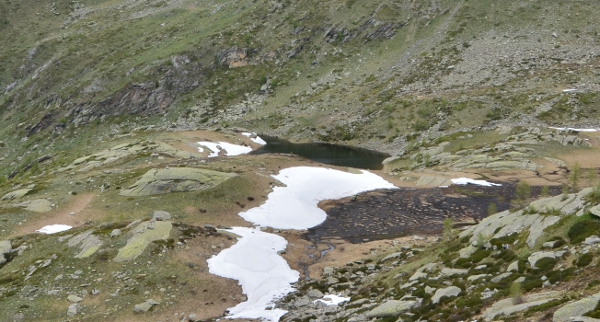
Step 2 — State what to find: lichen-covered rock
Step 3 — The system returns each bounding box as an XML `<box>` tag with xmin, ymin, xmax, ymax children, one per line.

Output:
<box><xmin>432</xmin><ymin>286</ymin><xmax>461</xmax><ymax>304</ymax></box>
<box><xmin>484</xmin><ymin>291</ymin><xmax>560</xmax><ymax>321</ymax></box>
<box><xmin>553</xmin><ymin>293</ymin><xmax>600</xmax><ymax>322</ymax></box>
<box><xmin>120</xmin><ymin>168</ymin><xmax>236</xmax><ymax>196</ymax></box>
<box><xmin>68</xmin><ymin>231</ymin><xmax>102</xmax><ymax>259</ymax></box>
<box><xmin>365</xmin><ymin>300</ymin><xmax>418</xmax><ymax>318</ymax></box>
<box><xmin>113</xmin><ymin>221</ymin><xmax>172</xmax><ymax>262</ymax></box>
<box><xmin>13</xmin><ymin>199</ymin><xmax>53</xmax><ymax>213</ymax></box>
<box><xmin>1</xmin><ymin>185</ymin><xmax>34</xmax><ymax>201</ymax></box>
<box><xmin>0</xmin><ymin>240</ymin><xmax>11</xmax><ymax>265</ymax></box>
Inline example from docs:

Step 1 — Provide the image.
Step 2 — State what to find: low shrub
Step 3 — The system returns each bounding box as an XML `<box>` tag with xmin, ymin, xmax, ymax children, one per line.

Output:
<box><xmin>575</xmin><ymin>253</ymin><xmax>594</xmax><ymax>267</ymax></box>
<box><xmin>535</xmin><ymin>258</ymin><xmax>557</xmax><ymax>272</ymax></box>
<box><xmin>568</xmin><ymin>217</ymin><xmax>600</xmax><ymax>244</ymax></box>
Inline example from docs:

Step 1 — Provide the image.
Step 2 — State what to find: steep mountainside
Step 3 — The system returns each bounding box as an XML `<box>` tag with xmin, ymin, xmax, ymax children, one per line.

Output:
<box><xmin>2</xmin><ymin>0</ymin><xmax>600</xmax><ymax>176</ymax></box>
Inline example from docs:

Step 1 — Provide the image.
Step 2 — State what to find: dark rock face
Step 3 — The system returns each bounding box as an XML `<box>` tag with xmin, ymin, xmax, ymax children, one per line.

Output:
<box><xmin>304</xmin><ymin>184</ymin><xmax>515</xmax><ymax>243</ymax></box>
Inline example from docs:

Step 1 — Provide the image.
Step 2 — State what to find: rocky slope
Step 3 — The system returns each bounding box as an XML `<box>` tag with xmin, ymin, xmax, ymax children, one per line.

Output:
<box><xmin>2</xmin><ymin>0</ymin><xmax>600</xmax><ymax>321</ymax></box>
<box><xmin>277</xmin><ymin>186</ymin><xmax>600</xmax><ymax>322</ymax></box>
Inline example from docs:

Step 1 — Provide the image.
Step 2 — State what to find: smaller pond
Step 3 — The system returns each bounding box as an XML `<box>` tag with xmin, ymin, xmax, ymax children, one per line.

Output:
<box><xmin>251</xmin><ymin>136</ymin><xmax>389</xmax><ymax>170</ymax></box>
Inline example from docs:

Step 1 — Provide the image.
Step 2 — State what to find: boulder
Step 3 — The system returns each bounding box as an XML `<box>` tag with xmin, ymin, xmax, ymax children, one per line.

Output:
<box><xmin>307</xmin><ymin>289</ymin><xmax>324</xmax><ymax>299</ymax></box>
<box><xmin>152</xmin><ymin>210</ymin><xmax>171</xmax><ymax>221</ymax></box>
<box><xmin>381</xmin><ymin>252</ymin><xmax>402</xmax><ymax>262</ymax></box>
<box><xmin>468</xmin><ymin>274</ymin><xmax>490</xmax><ymax>282</ymax></box>
<box><xmin>528</xmin><ymin>251</ymin><xmax>556</xmax><ymax>268</ymax></box>
<box><xmin>1</xmin><ymin>186</ymin><xmax>34</xmax><ymax>201</ymax></box>
<box><xmin>554</xmin><ymin>293</ymin><xmax>600</xmax><ymax>322</ymax></box>
<box><xmin>441</xmin><ymin>268</ymin><xmax>468</xmax><ymax>277</ymax></box>
<box><xmin>491</xmin><ymin>272</ymin><xmax>512</xmax><ymax>283</ymax></box>
<box><xmin>409</xmin><ymin>271</ymin><xmax>428</xmax><ymax>281</ymax></box>
<box><xmin>365</xmin><ymin>300</ymin><xmax>418</xmax><ymax>318</ymax></box>
<box><xmin>590</xmin><ymin>205</ymin><xmax>600</xmax><ymax>218</ymax></box>
<box><xmin>13</xmin><ymin>199</ymin><xmax>53</xmax><ymax>213</ymax></box>
<box><xmin>113</xmin><ymin>221</ymin><xmax>172</xmax><ymax>262</ymax></box>
<box><xmin>74</xmin><ymin>234</ymin><xmax>102</xmax><ymax>259</ymax></box>
<box><xmin>507</xmin><ymin>260</ymin><xmax>519</xmax><ymax>272</ymax></box>
<box><xmin>133</xmin><ymin>299</ymin><xmax>159</xmax><ymax>313</ymax></box>
<box><xmin>484</xmin><ymin>291</ymin><xmax>560</xmax><ymax>321</ymax></box>
<box><xmin>120</xmin><ymin>168</ymin><xmax>237</xmax><ymax>196</ymax></box>
<box><xmin>67</xmin><ymin>294</ymin><xmax>84</xmax><ymax>303</ymax></box>
<box><xmin>0</xmin><ymin>240</ymin><xmax>11</xmax><ymax>264</ymax></box>
<box><xmin>67</xmin><ymin>303</ymin><xmax>80</xmax><ymax>316</ymax></box>
<box><xmin>432</xmin><ymin>286</ymin><xmax>461</xmax><ymax>304</ymax></box>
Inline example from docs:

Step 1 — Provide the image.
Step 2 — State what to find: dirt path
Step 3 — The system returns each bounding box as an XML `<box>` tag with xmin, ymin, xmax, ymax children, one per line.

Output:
<box><xmin>11</xmin><ymin>193</ymin><xmax>99</xmax><ymax>237</ymax></box>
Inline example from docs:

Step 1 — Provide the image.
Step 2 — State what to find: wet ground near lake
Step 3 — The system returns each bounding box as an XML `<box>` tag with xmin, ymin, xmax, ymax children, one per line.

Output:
<box><xmin>303</xmin><ymin>184</ymin><xmax>522</xmax><ymax>243</ymax></box>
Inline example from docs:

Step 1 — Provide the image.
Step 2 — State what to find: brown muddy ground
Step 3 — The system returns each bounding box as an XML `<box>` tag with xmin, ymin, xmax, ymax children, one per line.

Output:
<box><xmin>303</xmin><ymin>183</ymin><xmax>567</xmax><ymax>244</ymax></box>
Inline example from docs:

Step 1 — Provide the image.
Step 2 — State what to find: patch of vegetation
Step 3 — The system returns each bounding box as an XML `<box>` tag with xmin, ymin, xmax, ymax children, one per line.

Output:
<box><xmin>568</xmin><ymin>215</ymin><xmax>600</xmax><ymax>244</ymax></box>
<box><xmin>575</xmin><ymin>253</ymin><xmax>594</xmax><ymax>267</ymax></box>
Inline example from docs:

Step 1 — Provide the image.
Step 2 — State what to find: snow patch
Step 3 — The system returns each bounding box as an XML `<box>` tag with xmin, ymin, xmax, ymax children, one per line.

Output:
<box><xmin>239</xmin><ymin>167</ymin><xmax>397</xmax><ymax>229</ymax></box>
<box><xmin>36</xmin><ymin>224</ymin><xmax>72</xmax><ymax>234</ymax></box>
<box><xmin>207</xmin><ymin>227</ymin><xmax>299</xmax><ymax>322</ymax></box>
<box><xmin>549</xmin><ymin>127</ymin><xmax>598</xmax><ymax>132</ymax></box>
<box><xmin>314</xmin><ymin>294</ymin><xmax>351</xmax><ymax>306</ymax></box>
<box><xmin>451</xmin><ymin>177</ymin><xmax>501</xmax><ymax>187</ymax></box>
<box><xmin>198</xmin><ymin>141</ymin><xmax>253</xmax><ymax>157</ymax></box>
<box><xmin>242</xmin><ymin>132</ymin><xmax>267</xmax><ymax>145</ymax></box>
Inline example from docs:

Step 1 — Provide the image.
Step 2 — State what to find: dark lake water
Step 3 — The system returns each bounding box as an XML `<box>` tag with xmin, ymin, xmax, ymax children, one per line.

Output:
<box><xmin>251</xmin><ymin>136</ymin><xmax>390</xmax><ymax>170</ymax></box>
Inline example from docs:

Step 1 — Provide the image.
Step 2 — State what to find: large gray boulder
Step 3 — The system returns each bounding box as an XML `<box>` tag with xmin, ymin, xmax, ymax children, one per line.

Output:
<box><xmin>553</xmin><ymin>293</ymin><xmax>600</xmax><ymax>322</ymax></box>
<box><xmin>432</xmin><ymin>286</ymin><xmax>461</xmax><ymax>304</ymax></box>
<box><xmin>528</xmin><ymin>251</ymin><xmax>556</xmax><ymax>268</ymax></box>
<box><xmin>365</xmin><ymin>300</ymin><xmax>418</xmax><ymax>318</ymax></box>
<box><xmin>152</xmin><ymin>210</ymin><xmax>171</xmax><ymax>221</ymax></box>
<box><xmin>0</xmin><ymin>240</ymin><xmax>11</xmax><ymax>265</ymax></box>
<box><xmin>484</xmin><ymin>291</ymin><xmax>560</xmax><ymax>321</ymax></box>
<box><xmin>441</xmin><ymin>268</ymin><xmax>468</xmax><ymax>277</ymax></box>
<box><xmin>120</xmin><ymin>168</ymin><xmax>236</xmax><ymax>196</ymax></box>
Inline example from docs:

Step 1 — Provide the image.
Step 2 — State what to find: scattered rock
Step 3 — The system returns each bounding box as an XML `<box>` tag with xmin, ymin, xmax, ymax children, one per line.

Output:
<box><xmin>133</xmin><ymin>299</ymin><xmax>160</xmax><ymax>313</ymax></box>
<box><xmin>152</xmin><ymin>210</ymin><xmax>171</xmax><ymax>221</ymax></box>
<box><xmin>12</xmin><ymin>199</ymin><xmax>53</xmax><ymax>213</ymax></box>
<box><xmin>67</xmin><ymin>303</ymin><xmax>80</xmax><ymax>316</ymax></box>
<box><xmin>432</xmin><ymin>286</ymin><xmax>461</xmax><ymax>304</ymax></box>
<box><xmin>307</xmin><ymin>289</ymin><xmax>324</xmax><ymax>299</ymax></box>
<box><xmin>365</xmin><ymin>300</ymin><xmax>418</xmax><ymax>318</ymax></box>
<box><xmin>554</xmin><ymin>293</ymin><xmax>600</xmax><ymax>322</ymax></box>
<box><xmin>68</xmin><ymin>294</ymin><xmax>84</xmax><ymax>303</ymax></box>
<box><xmin>440</xmin><ymin>268</ymin><xmax>468</xmax><ymax>277</ymax></box>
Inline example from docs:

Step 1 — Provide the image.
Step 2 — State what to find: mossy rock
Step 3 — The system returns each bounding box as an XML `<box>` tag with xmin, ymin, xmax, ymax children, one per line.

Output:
<box><xmin>120</xmin><ymin>167</ymin><xmax>237</xmax><ymax>196</ymax></box>
<box><xmin>113</xmin><ymin>221</ymin><xmax>172</xmax><ymax>262</ymax></box>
